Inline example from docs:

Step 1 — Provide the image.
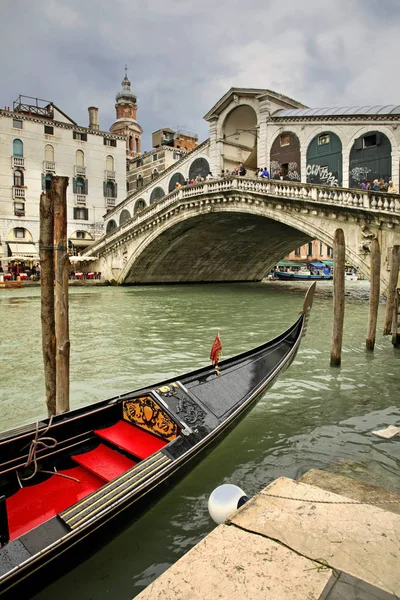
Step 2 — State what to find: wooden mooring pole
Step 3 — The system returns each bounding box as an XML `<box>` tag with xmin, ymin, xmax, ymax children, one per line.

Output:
<box><xmin>53</xmin><ymin>176</ymin><xmax>70</xmax><ymax>414</ymax></box>
<box><xmin>366</xmin><ymin>238</ymin><xmax>381</xmax><ymax>351</ymax></box>
<box><xmin>330</xmin><ymin>228</ymin><xmax>346</xmax><ymax>367</ymax></box>
<box><xmin>39</xmin><ymin>192</ymin><xmax>56</xmax><ymax>416</ymax></box>
<box><xmin>392</xmin><ymin>289</ymin><xmax>400</xmax><ymax>347</ymax></box>
<box><xmin>383</xmin><ymin>245</ymin><xmax>400</xmax><ymax>335</ymax></box>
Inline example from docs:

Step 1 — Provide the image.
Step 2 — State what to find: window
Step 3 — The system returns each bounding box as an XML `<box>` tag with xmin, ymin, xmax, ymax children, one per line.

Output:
<box><xmin>295</xmin><ymin>247</ymin><xmax>301</xmax><ymax>256</ymax></box>
<box><xmin>14</xmin><ymin>170</ymin><xmax>24</xmax><ymax>186</ymax></box>
<box><xmin>153</xmin><ymin>153</ymin><xmax>158</xmax><ymax>162</ymax></box>
<box><xmin>14</xmin><ymin>202</ymin><xmax>25</xmax><ymax>215</ymax></box>
<box><xmin>136</xmin><ymin>158</ymin><xmax>143</xmax><ymax>168</ymax></box>
<box><xmin>74</xmin><ymin>207</ymin><xmax>88</xmax><ymax>220</ymax></box>
<box><xmin>137</xmin><ymin>175</ymin><xmax>144</xmax><ymax>189</ymax></box>
<box><xmin>106</xmin><ymin>182</ymin><xmax>115</xmax><ymax>198</ymax></box>
<box><xmin>44</xmin><ymin>125</ymin><xmax>54</xmax><ymax>135</ymax></box>
<box><xmin>42</xmin><ymin>173</ymin><xmax>52</xmax><ymax>191</ymax></box>
<box><xmin>363</xmin><ymin>134</ymin><xmax>377</xmax><ymax>148</ymax></box>
<box><xmin>76</xmin><ymin>150</ymin><xmax>84</xmax><ymax>167</ymax></box>
<box><xmin>106</xmin><ymin>155</ymin><xmax>114</xmax><ymax>171</ymax></box>
<box><xmin>318</xmin><ymin>134</ymin><xmax>330</xmax><ymax>145</ymax></box>
<box><xmin>319</xmin><ymin>242</ymin><xmax>323</xmax><ymax>256</ymax></box>
<box><xmin>280</xmin><ymin>134</ymin><xmax>290</xmax><ymax>147</ymax></box>
<box><xmin>76</xmin><ymin>177</ymin><xmax>85</xmax><ymax>194</ymax></box>
<box><xmin>14</xmin><ymin>228</ymin><xmax>25</xmax><ymax>238</ymax></box>
<box><xmin>73</xmin><ymin>131</ymin><xmax>87</xmax><ymax>141</ymax></box>
<box><xmin>13</xmin><ymin>119</ymin><xmax>23</xmax><ymax>129</ymax></box>
<box><xmin>327</xmin><ymin>246</ymin><xmax>333</xmax><ymax>257</ymax></box>
<box><xmin>307</xmin><ymin>242</ymin><xmax>313</xmax><ymax>256</ymax></box>
<box><xmin>13</xmin><ymin>139</ymin><xmax>23</xmax><ymax>157</ymax></box>
<box><xmin>151</xmin><ymin>169</ymin><xmax>159</xmax><ymax>181</ymax></box>
<box><xmin>173</xmin><ymin>151</ymin><xmax>181</xmax><ymax>160</ymax></box>
<box><xmin>45</xmin><ymin>144</ymin><xmax>54</xmax><ymax>162</ymax></box>
<box><xmin>76</xmin><ymin>231</ymin><xmax>86</xmax><ymax>239</ymax></box>
<box><xmin>104</xmin><ymin>138</ymin><xmax>116</xmax><ymax>147</ymax></box>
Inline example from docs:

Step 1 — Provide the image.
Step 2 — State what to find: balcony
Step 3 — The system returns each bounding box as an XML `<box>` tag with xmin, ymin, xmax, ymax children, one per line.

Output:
<box><xmin>105</xmin><ymin>197</ymin><xmax>116</xmax><ymax>208</ymax></box>
<box><xmin>104</xmin><ymin>170</ymin><xmax>116</xmax><ymax>180</ymax></box>
<box><xmin>12</xmin><ymin>156</ymin><xmax>24</xmax><ymax>168</ymax></box>
<box><xmin>75</xmin><ymin>194</ymin><xmax>87</xmax><ymax>206</ymax></box>
<box><xmin>13</xmin><ymin>187</ymin><xmax>26</xmax><ymax>199</ymax></box>
<box><xmin>43</xmin><ymin>161</ymin><xmax>56</xmax><ymax>172</ymax></box>
<box><xmin>74</xmin><ymin>165</ymin><xmax>87</xmax><ymax>176</ymax></box>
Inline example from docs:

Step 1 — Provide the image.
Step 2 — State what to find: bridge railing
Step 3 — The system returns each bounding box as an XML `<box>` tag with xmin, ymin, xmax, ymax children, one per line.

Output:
<box><xmin>90</xmin><ymin>177</ymin><xmax>400</xmax><ymax>254</ymax></box>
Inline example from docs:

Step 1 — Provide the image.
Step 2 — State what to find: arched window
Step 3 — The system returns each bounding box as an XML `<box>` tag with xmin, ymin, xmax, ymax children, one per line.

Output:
<box><xmin>137</xmin><ymin>174</ymin><xmax>144</xmax><ymax>189</ymax></box>
<box><xmin>106</xmin><ymin>155</ymin><xmax>114</xmax><ymax>171</ymax></box>
<box><xmin>151</xmin><ymin>168</ymin><xmax>159</xmax><ymax>181</ymax></box>
<box><xmin>150</xmin><ymin>186</ymin><xmax>165</xmax><ymax>204</ymax></box>
<box><xmin>45</xmin><ymin>144</ymin><xmax>54</xmax><ymax>162</ymax></box>
<box><xmin>13</xmin><ymin>139</ymin><xmax>23</xmax><ymax>157</ymax></box>
<box><xmin>134</xmin><ymin>199</ymin><xmax>146</xmax><ymax>214</ymax></box>
<box><xmin>75</xmin><ymin>149</ymin><xmax>84</xmax><ymax>167</ymax></box>
<box><xmin>188</xmin><ymin>157</ymin><xmax>210</xmax><ymax>180</ymax></box>
<box><xmin>119</xmin><ymin>209</ymin><xmax>131</xmax><ymax>225</ymax></box>
<box><xmin>106</xmin><ymin>220</ymin><xmax>117</xmax><ymax>234</ymax></box>
<box><xmin>76</xmin><ymin>177</ymin><xmax>85</xmax><ymax>194</ymax></box>
<box><xmin>168</xmin><ymin>172</ymin><xmax>186</xmax><ymax>192</ymax></box>
<box><xmin>14</xmin><ymin>170</ymin><xmax>23</xmax><ymax>186</ymax></box>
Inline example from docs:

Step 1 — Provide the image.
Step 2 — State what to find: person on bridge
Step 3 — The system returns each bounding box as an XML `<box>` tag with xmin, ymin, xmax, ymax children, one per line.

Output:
<box><xmin>273</xmin><ymin>169</ymin><xmax>283</xmax><ymax>180</ymax></box>
<box><xmin>260</xmin><ymin>167</ymin><xmax>270</xmax><ymax>179</ymax></box>
<box><xmin>388</xmin><ymin>181</ymin><xmax>398</xmax><ymax>194</ymax></box>
<box><xmin>238</xmin><ymin>163</ymin><xmax>247</xmax><ymax>176</ymax></box>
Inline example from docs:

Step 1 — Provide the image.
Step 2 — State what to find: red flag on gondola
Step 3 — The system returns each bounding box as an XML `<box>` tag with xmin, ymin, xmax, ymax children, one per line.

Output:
<box><xmin>210</xmin><ymin>333</ymin><xmax>222</xmax><ymax>366</ymax></box>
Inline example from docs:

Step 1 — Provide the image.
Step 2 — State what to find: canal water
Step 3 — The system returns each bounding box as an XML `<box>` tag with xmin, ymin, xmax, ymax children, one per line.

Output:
<box><xmin>0</xmin><ymin>281</ymin><xmax>399</xmax><ymax>599</ymax></box>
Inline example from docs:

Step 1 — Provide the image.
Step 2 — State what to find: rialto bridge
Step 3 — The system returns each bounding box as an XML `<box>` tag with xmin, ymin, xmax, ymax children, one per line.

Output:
<box><xmin>83</xmin><ymin>88</ymin><xmax>400</xmax><ymax>290</ymax></box>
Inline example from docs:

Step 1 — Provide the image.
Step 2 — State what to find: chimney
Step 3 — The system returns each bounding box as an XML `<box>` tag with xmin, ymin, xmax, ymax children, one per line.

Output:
<box><xmin>88</xmin><ymin>106</ymin><xmax>99</xmax><ymax>130</ymax></box>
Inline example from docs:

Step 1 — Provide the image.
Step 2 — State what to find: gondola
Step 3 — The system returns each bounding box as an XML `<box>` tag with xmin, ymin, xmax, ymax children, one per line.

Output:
<box><xmin>273</xmin><ymin>270</ymin><xmax>333</xmax><ymax>281</ymax></box>
<box><xmin>0</xmin><ymin>283</ymin><xmax>316</xmax><ymax>599</ymax></box>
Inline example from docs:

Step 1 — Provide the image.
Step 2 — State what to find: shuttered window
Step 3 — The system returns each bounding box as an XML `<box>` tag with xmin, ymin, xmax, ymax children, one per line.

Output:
<box><xmin>73</xmin><ymin>207</ymin><xmax>88</xmax><ymax>220</ymax></box>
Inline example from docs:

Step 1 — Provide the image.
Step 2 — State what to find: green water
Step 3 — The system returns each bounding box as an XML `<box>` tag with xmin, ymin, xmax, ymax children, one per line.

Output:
<box><xmin>0</xmin><ymin>281</ymin><xmax>399</xmax><ymax>599</ymax></box>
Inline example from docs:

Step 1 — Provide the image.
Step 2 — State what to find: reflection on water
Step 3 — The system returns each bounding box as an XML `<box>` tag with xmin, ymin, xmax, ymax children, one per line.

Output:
<box><xmin>0</xmin><ymin>281</ymin><xmax>399</xmax><ymax>599</ymax></box>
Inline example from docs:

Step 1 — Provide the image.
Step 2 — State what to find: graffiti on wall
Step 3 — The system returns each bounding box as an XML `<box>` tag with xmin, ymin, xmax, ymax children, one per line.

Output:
<box><xmin>349</xmin><ymin>166</ymin><xmax>371</xmax><ymax>185</ymax></box>
<box><xmin>271</xmin><ymin>160</ymin><xmax>301</xmax><ymax>181</ymax></box>
<box><xmin>306</xmin><ymin>164</ymin><xmax>339</xmax><ymax>187</ymax></box>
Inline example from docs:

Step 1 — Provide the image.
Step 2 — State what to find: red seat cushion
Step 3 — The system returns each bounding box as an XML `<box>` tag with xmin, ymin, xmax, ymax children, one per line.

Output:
<box><xmin>73</xmin><ymin>443</ymin><xmax>136</xmax><ymax>482</ymax></box>
<box><xmin>95</xmin><ymin>420</ymin><xmax>167</xmax><ymax>460</ymax></box>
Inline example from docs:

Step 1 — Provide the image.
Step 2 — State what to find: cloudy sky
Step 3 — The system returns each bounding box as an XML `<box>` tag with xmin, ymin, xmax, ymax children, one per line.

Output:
<box><xmin>1</xmin><ymin>0</ymin><xmax>398</xmax><ymax>150</ymax></box>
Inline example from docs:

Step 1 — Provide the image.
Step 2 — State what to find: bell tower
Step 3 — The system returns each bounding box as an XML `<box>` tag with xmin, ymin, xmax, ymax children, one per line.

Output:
<box><xmin>110</xmin><ymin>67</ymin><xmax>143</xmax><ymax>157</ymax></box>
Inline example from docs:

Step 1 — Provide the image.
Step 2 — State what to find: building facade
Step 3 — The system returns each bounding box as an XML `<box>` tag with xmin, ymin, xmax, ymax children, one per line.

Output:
<box><xmin>127</xmin><ymin>146</ymin><xmax>187</xmax><ymax>194</ymax></box>
<box><xmin>0</xmin><ymin>95</ymin><xmax>126</xmax><ymax>265</ymax></box>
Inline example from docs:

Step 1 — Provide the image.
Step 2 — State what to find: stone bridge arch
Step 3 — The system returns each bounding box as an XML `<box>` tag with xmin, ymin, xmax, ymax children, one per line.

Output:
<box><xmin>117</xmin><ymin>200</ymin><xmax>369</xmax><ymax>285</ymax></box>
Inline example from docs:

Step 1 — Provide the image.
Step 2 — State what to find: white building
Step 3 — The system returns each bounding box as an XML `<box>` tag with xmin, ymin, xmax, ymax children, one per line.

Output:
<box><xmin>0</xmin><ymin>95</ymin><xmax>126</xmax><ymax>266</ymax></box>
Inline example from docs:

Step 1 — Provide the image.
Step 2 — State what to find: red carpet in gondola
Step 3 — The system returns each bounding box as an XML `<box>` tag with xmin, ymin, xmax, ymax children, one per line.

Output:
<box><xmin>6</xmin><ymin>466</ymin><xmax>104</xmax><ymax>540</ymax></box>
<box><xmin>73</xmin><ymin>443</ymin><xmax>137</xmax><ymax>482</ymax></box>
<box><xmin>95</xmin><ymin>420</ymin><xmax>167</xmax><ymax>460</ymax></box>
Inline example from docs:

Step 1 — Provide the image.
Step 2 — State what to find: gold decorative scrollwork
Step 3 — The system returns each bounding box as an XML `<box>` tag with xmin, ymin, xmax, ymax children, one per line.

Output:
<box><xmin>122</xmin><ymin>396</ymin><xmax>178</xmax><ymax>441</ymax></box>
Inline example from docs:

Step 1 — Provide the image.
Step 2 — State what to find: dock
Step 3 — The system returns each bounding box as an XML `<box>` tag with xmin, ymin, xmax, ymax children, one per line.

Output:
<box><xmin>135</xmin><ymin>470</ymin><xmax>400</xmax><ymax>599</ymax></box>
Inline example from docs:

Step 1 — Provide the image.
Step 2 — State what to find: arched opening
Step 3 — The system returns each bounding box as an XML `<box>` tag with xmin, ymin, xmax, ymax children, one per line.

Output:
<box><xmin>106</xmin><ymin>220</ymin><xmax>117</xmax><ymax>234</ymax></box>
<box><xmin>349</xmin><ymin>131</ymin><xmax>392</xmax><ymax>188</ymax></box>
<box><xmin>150</xmin><ymin>186</ymin><xmax>165</xmax><ymax>204</ymax></box>
<box><xmin>151</xmin><ymin>168</ymin><xmax>159</xmax><ymax>181</ymax></box>
<box><xmin>222</xmin><ymin>104</ymin><xmax>258</xmax><ymax>172</ymax></box>
<box><xmin>68</xmin><ymin>230</ymin><xmax>94</xmax><ymax>252</ymax></box>
<box><xmin>119</xmin><ymin>209</ymin><xmax>131</xmax><ymax>225</ymax></box>
<box><xmin>134</xmin><ymin>199</ymin><xmax>146</xmax><ymax>214</ymax></box>
<box><xmin>13</xmin><ymin>139</ymin><xmax>23</xmax><ymax>157</ymax></box>
<box><xmin>306</xmin><ymin>132</ymin><xmax>342</xmax><ymax>187</ymax></box>
<box><xmin>270</xmin><ymin>132</ymin><xmax>301</xmax><ymax>181</ymax></box>
<box><xmin>14</xmin><ymin>170</ymin><xmax>24</xmax><ymax>187</ymax></box>
<box><xmin>137</xmin><ymin>174</ymin><xmax>144</xmax><ymax>189</ymax></box>
<box><xmin>168</xmin><ymin>172</ymin><xmax>186</xmax><ymax>192</ymax></box>
<box><xmin>188</xmin><ymin>158</ymin><xmax>210</xmax><ymax>180</ymax></box>
<box><xmin>106</xmin><ymin>155</ymin><xmax>114</xmax><ymax>171</ymax></box>
<box><xmin>75</xmin><ymin>149</ymin><xmax>84</xmax><ymax>167</ymax></box>
<box><xmin>45</xmin><ymin>144</ymin><xmax>54</xmax><ymax>162</ymax></box>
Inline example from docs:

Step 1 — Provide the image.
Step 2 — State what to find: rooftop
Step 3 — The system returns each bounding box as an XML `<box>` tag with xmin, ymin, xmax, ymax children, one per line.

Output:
<box><xmin>273</xmin><ymin>104</ymin><xmax>400</xmax><ymax>118</ymax></box>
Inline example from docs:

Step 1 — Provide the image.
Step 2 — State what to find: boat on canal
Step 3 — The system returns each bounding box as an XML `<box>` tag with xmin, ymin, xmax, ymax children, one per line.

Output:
<box><xmin>0</xmin><ymin>283</ymin><xmax>316</xmax><ymax>598</ymax></box>
<box><xmin>273</xmin><ymin>269</ymin><xmax>332</xmax><ymax>281</ymax></box>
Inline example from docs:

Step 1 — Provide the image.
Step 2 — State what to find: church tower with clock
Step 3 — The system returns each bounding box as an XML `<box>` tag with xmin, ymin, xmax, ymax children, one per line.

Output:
<box><xmin>110</xmin><ymin>68</ymin><xmax>143</xmax><ymax>157</ymax></box>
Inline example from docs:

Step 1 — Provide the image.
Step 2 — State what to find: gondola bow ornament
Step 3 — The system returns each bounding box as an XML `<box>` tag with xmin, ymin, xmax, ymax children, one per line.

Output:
<box><xmin>210</xmin><ymin>333</ymin><xmax>222</xmax><ymax>375</ymax></box>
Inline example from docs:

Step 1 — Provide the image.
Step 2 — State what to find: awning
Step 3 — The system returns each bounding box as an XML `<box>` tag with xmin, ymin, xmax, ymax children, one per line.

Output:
<box><xmin>322</xmin><ymin>260</ymin><xmax>334</xmax><ymax>267</ymax></box>
<box><xmin>310</xmin><ymin>261</ymin><xmax>325</xmax><ymax>268</ymax></box>
<box><xmin>69</xmin><ymin>256</ymin><xmax>99</xmax><ymax>263</ymax></box>
<box><xmin>69</xmin><ymin>239</ymin><xmax>95</xmax><ymax>248</ymax></box>
<box><xmin>276</xmin><ymin>260</ymin><xmax>307</xmax><ymax>267</ymax></box>
<box><xmin>7</xmin><ymin>242</ymin><xmax>39</xmax><ymax>258</ymax></box>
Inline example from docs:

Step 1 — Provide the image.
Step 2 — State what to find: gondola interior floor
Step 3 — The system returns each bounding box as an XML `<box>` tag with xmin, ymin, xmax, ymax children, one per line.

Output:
<box><xmin>6</xmin><ymin>422</ymin><xmax>167</xmax><ymax>541</ymax></box>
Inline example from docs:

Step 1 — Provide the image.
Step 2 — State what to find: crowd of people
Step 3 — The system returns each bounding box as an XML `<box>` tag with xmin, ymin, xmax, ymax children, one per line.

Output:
<box><xmin>0</xmin><ymin>262</ymin><xmax>40</xmax><ymax>281</ymax></box>
<box><xmin>361</xmin><ymin>178</ymin><xmax>398</xmax><ymax>193</ymax></box>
